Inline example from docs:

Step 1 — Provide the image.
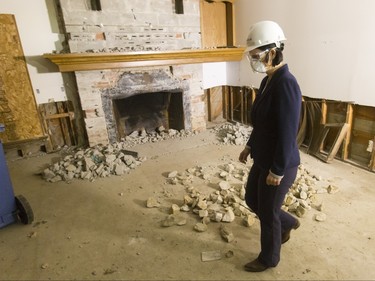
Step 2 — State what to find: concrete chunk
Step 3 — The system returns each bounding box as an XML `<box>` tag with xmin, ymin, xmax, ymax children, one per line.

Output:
<box><xmin>220</xmin><ymin>224</ymin><xmax>234</xmax><ymax>243</ymax></box>
<box><xmin>222</xmin><ymin>208</ymin><xmax>235</xmax><ymax>222</ymax></box>
<box><xmin>315</xmin><ymin>212</ymin><xmax>327</xmax><ymax>222</ymax></box>
<box><xmin>146</xmin><ymin>197</ymin><xmax>160</xmax><ymax>208</ymax></box>
<box><xmin>194</xmin><ymin>222</ymin><xmax>208</xmax><ymax>232</ymax></box>
<box><xmin>201</xmin><ymin>250</ymin><xmax>222</xmax><ymax>262</ymax></box>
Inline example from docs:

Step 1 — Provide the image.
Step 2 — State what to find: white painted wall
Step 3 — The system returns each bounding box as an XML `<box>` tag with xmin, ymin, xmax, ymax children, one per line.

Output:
<box><xmin>202</xmin><ymin>62</ymin><xmax>227</xmax><ymax>88</ymax></box>
<box><xmin>233</xmin><ymin>0</ymin><xmax>375</xmax><ymax>107</ymax></box>
<box><xmin>0</xmin><ymin>0</ymin><xmax>66</xmax><ymax>104</ymax></box>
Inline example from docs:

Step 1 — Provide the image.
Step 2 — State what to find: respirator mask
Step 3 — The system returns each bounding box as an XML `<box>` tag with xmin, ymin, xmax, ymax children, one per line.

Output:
<box><xmin>246</xmin><ymin>49</ymin><xmax>269</xmax><ymax>73</ymax></box>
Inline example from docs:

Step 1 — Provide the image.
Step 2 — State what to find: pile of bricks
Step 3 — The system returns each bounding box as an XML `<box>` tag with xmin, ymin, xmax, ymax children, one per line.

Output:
<box><xmin>42</xmin><ymin>143</ymin><xmax>144</xmax><ymax>183</ymax></box>
<box><xmin>121</xmin><ymin>127</ymin><xmax>198</xmax><ymax>147</ymax></box>
<box><xmin>41</xmin><ymin>127</ymin><xmax>197</xmax><ymax>182</ymax></box>
<box><xmin>147</xmin><ymin>160</ymin><xmax>337</xmax><ymax>237</ymax></box>
<box><xmin>211</xmin><ymin>122</ymin><xmax>252</xmax><ymax>146</ymax></box>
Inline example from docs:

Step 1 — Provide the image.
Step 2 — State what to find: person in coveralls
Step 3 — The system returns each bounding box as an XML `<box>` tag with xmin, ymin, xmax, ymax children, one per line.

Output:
<box><xmin>238</xmin><ymin>20</ymin><xmax>302</xmax><ymax>272</ymax></box>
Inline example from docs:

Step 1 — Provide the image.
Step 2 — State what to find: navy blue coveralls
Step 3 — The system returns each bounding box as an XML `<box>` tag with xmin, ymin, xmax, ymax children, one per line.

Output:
<box><xmin>245</xmin><ymin>64</ymin><xmax>302</xmax><ymax>267</ymax></box>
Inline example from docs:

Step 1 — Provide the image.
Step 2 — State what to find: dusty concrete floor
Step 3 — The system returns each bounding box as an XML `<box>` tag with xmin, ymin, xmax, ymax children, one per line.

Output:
<box><xmin>1</xmin><ymin>129</ymin><xmax>375</xmax><ymax>280</ymax></box>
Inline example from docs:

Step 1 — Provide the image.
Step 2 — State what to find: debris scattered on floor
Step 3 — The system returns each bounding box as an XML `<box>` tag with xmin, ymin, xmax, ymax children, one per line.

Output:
<box><xmin>27</xmin><ymin>231</ymin><xmax>37</xmax><ymax>238</ymax></box>
<box><xmin>194</xmin><ymin>222</ymin><xmax>208</xmax><ymax>232</ymax></box>
<box><xmin>40</xmin><ymin>263</ymin><xmax>49</xmax><ymax>269</ymax></box>
<box><xmin>211</xmin><ymin>122</ymin><xmax>252</xmax><ymax>145</ymax></box>
<box><xmin>314</xmin><ymin>213</ymin><xmax>327</xmax><ymax>222</ymax></box>
<box><xmin>225</xmin><ymin>250</ymin><xmax>234</xmax><ymax>258</ymax></box>
<box><xmin>147</xmin><ymin>160</ymin><xmax>337</xmax><ymax>238</ymax></box>
<box><xmin>327</xmin><ymin>184</ymin><xmax>339</xmax><ymax>194</ymax></box>
<box><xmin>120</xmin><ymin>127</ymin><xmax>199</xmax><ymax>147</ymax></box>
<box><xmin>103</xmin><ymin>267</ymin><xmax>117</xmax><ymax>275</ymax></box>
<box><xmin>41</xmin><ymin>127</ymin><xmax>198</xmax><ymax>183</ymax></box>
<box><xmin>220</xmin><ymin>224</ymin><xmax>234</xmax><ymax>242</ymax></box>
<box><xmin>146</xmin><ymin>197</ymin><xmax>160</xmax><ymax>208</ymax></box>
<box><xmin>41</xmin><ymin>143</ymin><xmax>145</xmax><ymax>183</ymax></box>
<box><xmin>201</xmin><ymin>250</ymin><xmax>222</xmax><ymax>262</ymax></box>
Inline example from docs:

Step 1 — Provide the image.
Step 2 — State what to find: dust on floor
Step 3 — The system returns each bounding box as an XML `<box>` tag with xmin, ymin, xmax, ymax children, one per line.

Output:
<box><xmin>1</xmin><ymin>129</ymin><xmax>375</xmax><ymax>280</ymax></box>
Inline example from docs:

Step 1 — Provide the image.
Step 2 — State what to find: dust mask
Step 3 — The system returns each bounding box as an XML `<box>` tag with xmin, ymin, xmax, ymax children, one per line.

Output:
<box><xmin>246</xmin><ymin>49</ymin><xmax>270</xmax><ymax>73</ymax></box>
<box><xmin>250</xmin><ymin>59</ymin><xmax>267</xmax><ymax>73</ymax></box>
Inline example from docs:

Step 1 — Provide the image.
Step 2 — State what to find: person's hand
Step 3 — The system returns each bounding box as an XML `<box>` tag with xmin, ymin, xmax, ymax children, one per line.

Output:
<box><xmin>239</xmin><ymin>147</ymin><xmax>250</xmax><ymax>164</ymax></box>
<box><xmin>266</xmin><ymin>172</ymin><xmax>281</xmax><ymax>186</ymax></box>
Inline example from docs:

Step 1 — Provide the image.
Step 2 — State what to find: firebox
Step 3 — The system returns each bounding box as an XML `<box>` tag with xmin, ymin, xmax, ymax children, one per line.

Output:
<box><xmin>112</xmin><ymin>91</ymin><xmax>184</xmax><ymax>137</ymax></box>
<box><xmin>101</xmin><ymin>68</ymin><xmax>194</xmax><ymax>144</ymax></box>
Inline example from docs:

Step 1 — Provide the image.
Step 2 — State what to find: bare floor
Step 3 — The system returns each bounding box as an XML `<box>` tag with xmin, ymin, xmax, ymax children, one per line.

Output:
<box><xmin>1</xmin><ymin>129</ymin><xmax>375</xmax><ymax>280</ymax></box>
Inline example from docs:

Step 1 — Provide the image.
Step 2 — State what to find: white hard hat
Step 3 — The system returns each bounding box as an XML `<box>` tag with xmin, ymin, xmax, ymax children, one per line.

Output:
<box><xmin>245</xmin><ymin>21</ymin><xmax>286</xmax><ymax>52</ymax></box>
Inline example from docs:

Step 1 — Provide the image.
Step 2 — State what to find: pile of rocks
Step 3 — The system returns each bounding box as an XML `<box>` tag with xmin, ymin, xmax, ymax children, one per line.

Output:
<box><xmin>147</xmin><ymin>161</ymin><xmax>257</xmax><ymax>238</ymax></box>
<box><xmin>285</xmin><ymin>164</ymin><xmax>339</xmax><ymax>221</ymax></box>
<box><xmin>211</xmin><ymin>122</ymin><xmax>252</xmax><ymax>146</ymax></box>
<box><xmin>147</xmin><ymin>161</ymin><xmax>337</xmax><ymax>235</ymax></box>
<box><xmin>120</xmin><ymin>127</ymin><xmax>198</xmax><ymax>147</ymax></box>
<box><xmin>42</xmin><ymin>143</ymin><xmax>145</xmax><ymax>183</ymax></box>
<box><xmin>41</xmin><ymin>127</ymin><xmax>197</xmax><ymax>183</ymax></box>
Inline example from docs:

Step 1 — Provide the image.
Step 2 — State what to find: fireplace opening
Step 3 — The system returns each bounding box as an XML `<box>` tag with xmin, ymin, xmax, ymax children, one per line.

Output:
<box><xmin>113</xmin><ymin>91</ymin><xmax>184</xmax><ymax>138</ymax></box>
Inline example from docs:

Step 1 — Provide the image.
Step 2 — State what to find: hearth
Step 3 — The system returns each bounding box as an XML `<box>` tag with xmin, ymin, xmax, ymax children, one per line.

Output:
<box><xmin>112</xmin><ymin>90</ymin><xmax>184</xmax><ymax>137</ymax></box>
<box><xmin>101</xmin><ymin>68</ymin><xmax>190</xmax><ymax>143</ymax></box>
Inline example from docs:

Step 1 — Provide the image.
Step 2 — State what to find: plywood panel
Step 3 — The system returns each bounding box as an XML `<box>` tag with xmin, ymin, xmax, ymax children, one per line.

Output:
<box><xmin>200</xmin><ymin>1</ymin><xmax>227</xmax><ymax>48</ymax></box>
<box><xmin>0</xmin><ymin>14</ymin><xmax>44</xmax><ymax>143</ymax></box>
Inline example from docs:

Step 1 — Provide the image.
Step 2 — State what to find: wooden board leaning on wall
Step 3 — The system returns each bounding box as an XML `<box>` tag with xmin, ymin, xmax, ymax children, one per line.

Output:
<box><xmin>0</xmin><ymin>14</ymin><xmax>45</xmax><ymax>146</ymax></box>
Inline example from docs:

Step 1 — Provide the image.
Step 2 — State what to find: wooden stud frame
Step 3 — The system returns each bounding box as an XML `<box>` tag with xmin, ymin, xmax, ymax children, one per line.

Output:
<box><xmin>369</xmin><ymin>136</ymin><xmax>375</xmax><ymax>171</ymax></box>
<box><xmin>312</xmin><ymin>123</ymin><xmax>350</xmax><ymax>163</ymax></box>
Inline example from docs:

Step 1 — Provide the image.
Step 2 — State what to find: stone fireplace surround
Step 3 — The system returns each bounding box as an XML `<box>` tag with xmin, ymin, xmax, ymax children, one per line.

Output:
<box><xmin>74</xmin><ymin>63</ymin><xmax>204</xmax><ymax>146</ymax></box>
<box><xmin>101</xmin><ymin>68</ymin><xmax>191</xmax><ymax>144</ymax></box>
<box><xmin>45</xmin><ymin>49</ymin><xmax>244</xmax><ymax>147</ymax></box>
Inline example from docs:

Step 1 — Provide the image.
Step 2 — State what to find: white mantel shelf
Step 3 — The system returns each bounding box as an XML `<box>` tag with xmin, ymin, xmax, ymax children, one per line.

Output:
<box><xmin>43</xmin><ymin>47</ymin><xmax>245</xmax><ymax>72</ymax></box>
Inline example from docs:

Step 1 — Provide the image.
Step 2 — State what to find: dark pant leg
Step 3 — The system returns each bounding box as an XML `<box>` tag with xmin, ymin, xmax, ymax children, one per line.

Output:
<box><xmin>279</xmin><ymin>168</ymin><xmax>299</xmax><ymax>233</ymax></box>
<box><xmin>244</xmin><ymin>164</ymin><xmax>262</xmax><ymax>215</ymax></box>
<box><xmin>255</xmin><ymin>166</ymin><xmax>298</xmax><ymax>267</ymax></box>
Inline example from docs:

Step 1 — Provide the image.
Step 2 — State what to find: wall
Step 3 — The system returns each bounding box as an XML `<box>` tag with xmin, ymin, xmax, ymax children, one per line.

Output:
<box><xmin>234</xmin><ymin>0</ymin><xmax>375</xmax><ymax>107</ymax></box>
<box><xmin>0</xmin><ymin>0</ymin><xmax>67</xmax><ymax>104</ymax></box>
<box><xmin>2</xmin><ymin>0</ymin><xmax>375</xmax><ymax>107</ymax></box>
<box><xmin>56</xmin><ymin>0</ymin><xmax>207</xmax><ymax>146</ymax></box>
<box><xmin>59</xmin><ymin>0</ymin><xmax>201</xmax><ymax>52</ymax></box>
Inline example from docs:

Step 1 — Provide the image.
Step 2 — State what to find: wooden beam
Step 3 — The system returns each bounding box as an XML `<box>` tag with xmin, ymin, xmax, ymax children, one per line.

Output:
<box><xmin>312</xmin><ymin>123</ymin><xmax>349</xmax><ymax>163</ymax></box>
<box><xmin>321</xmin><ymin>100</ymin><xmax>327</xmax><ymax>124</ymax></box>
<box><xmin>240</xmin><ymin>88</ymin><xmax>244</xmax><ymax>124</ymax></box>
<box><xmin>44</xmin><ymin>112</ymin><xmax>74</xmax><ymax>120</ymax></box>
<box><xmin>320</xmin><ymin>100</ymin><xmax>327</xmax><ymax>151</ymax></box>
<box><xmin>369</xmin><ymin>136</ymin><xmax>375</xmax><ymax>171</ymax></box>
<box><xmin>223</xmin><ymin>86</ymin><xmax>229</xmax><ymax>120</ymax></box>
<box><xmin>243</xmin><ymin>87</ymin><xmax>248</xmax><ymax>124</ymax></box>
<box><xmin>230</xmin><ymin>87</ymin><xmax>234</xmax><ymax>121</ymax></box>
<box><xmin>342</xmin><ymin>103</ymin><xmax>353</xmax><ymax>160</ymax></box>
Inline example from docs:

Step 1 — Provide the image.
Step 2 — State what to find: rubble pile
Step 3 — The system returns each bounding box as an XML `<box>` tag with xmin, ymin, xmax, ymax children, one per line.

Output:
<box><xmin>42</xmin><ymin>143</ymin><xmax>145</xmax><ymax>183</ymax></box>
<box><xmin>148</xmin><ymin>162</ymin><xmax>337</xmax><ymax>234</ymax></box>
<box><xmin>283</xmin><ymin>164</ymin><xmax>322</xmax><ymax>217</ymax></box>
<box><xmin>121</xmin><ymin>127</ymin><xmax>198</xmax><ymax>147</ymax></box>
<box><xmin>41</xmin><ymin>127</ymin><xmax>198</xmax><ymax>183</ymax></box>
<box><xmin>211</xmin><ymin>122</ymin><xmax>252</xmax><ymax>145</ymax></box>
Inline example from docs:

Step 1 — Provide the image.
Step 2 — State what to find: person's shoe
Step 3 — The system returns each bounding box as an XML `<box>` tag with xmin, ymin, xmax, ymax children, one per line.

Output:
<box><xmin>281</xmin><ymin>219</ymin><xmax>300</xmax><ymax>244</ymax></box>
<box><xmin>244</xmin><ymin>259</ymin><xmax>269</xmax><ymax>272</ymax></box>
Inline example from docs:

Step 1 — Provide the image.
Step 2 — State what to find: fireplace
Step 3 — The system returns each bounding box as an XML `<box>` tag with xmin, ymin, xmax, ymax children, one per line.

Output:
<box><xmin>45</xmin><ymin>0</ymin><xmax>244</xmax><ymax>147</ymax></box>
<box><xmin>112</xmin><ymin>90</ymin><xmax>184</xmax><ymax>137</ymax></box>
<box><xmin>96</xmin><ymin>67</ymin><xmax>195</xmax><ymax>144</ymax></box>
